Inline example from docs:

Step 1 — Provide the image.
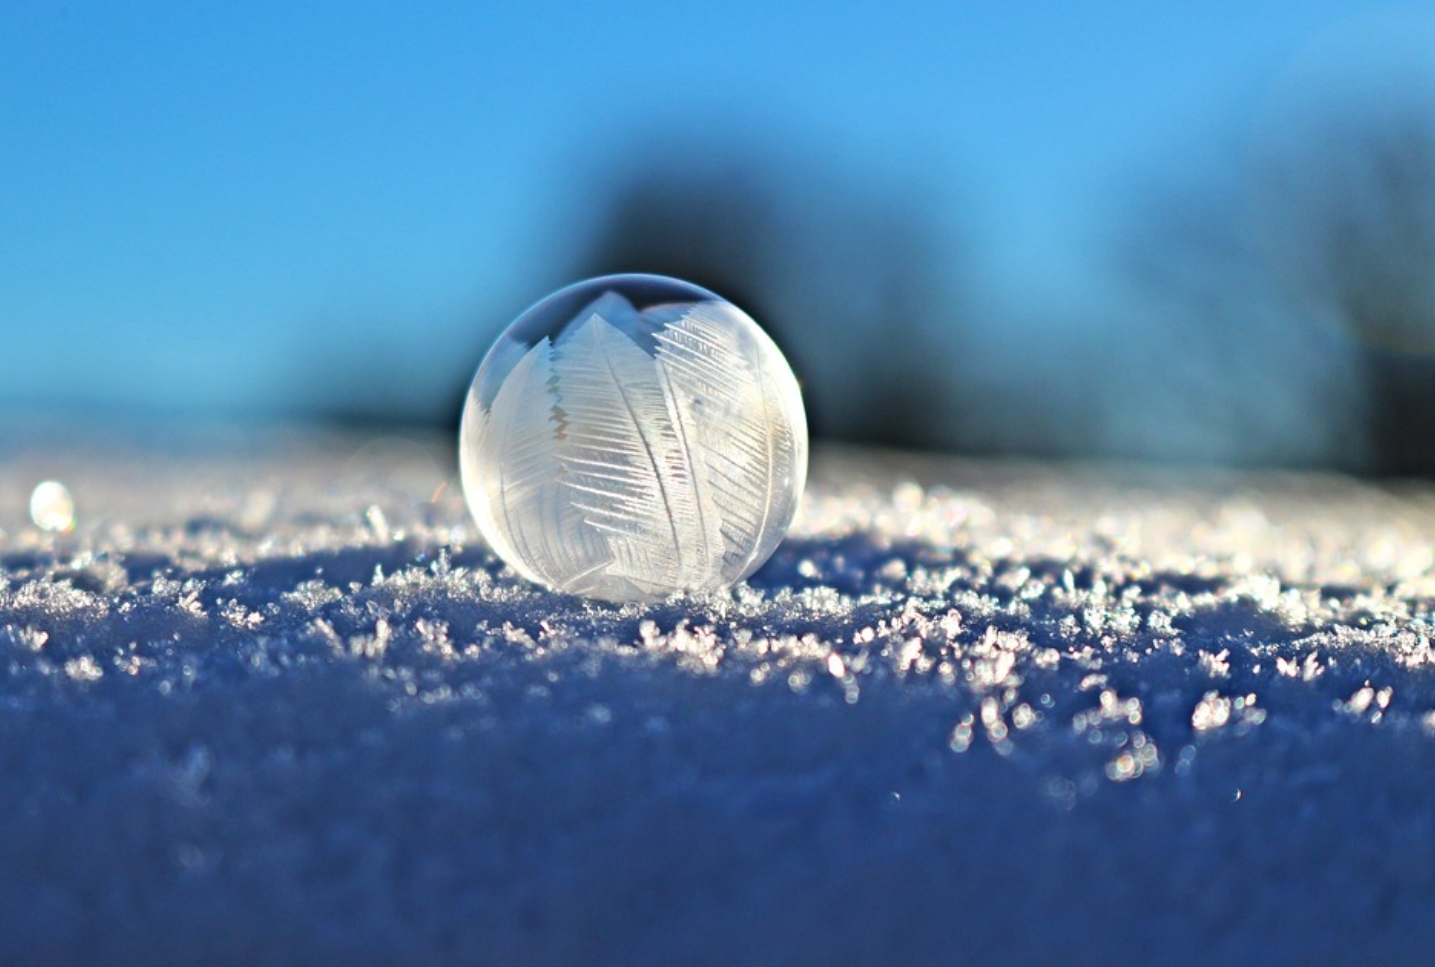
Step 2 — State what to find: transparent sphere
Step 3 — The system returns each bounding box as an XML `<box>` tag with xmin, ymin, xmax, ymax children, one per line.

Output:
<box><xmin>460</xmin><ymin>274</ymin><xmax>808</xmax><ymax>603</ymax></box>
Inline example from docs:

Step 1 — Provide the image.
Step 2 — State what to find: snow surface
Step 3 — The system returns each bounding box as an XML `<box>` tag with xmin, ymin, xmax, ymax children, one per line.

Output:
<box><xmin>3</xmin><ymin>428</ymin><xmax>1435</xmax><ymax>966</ymax></box>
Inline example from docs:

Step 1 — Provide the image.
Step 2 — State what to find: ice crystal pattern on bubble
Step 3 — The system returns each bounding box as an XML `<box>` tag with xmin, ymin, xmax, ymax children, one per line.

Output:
<box><xmin>460</xmin><ymin>280</ymin><xmax>807</xmax><ymax>603</ymax></box>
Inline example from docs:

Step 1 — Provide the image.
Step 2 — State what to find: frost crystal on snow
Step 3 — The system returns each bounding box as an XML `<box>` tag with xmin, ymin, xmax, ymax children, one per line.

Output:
<box><xmin>459</xmin><ymin>274</ymin><xmax>808</xmax><ymax>603</ymax></box>
<box><xmin>6</xmin><ymin>430</ymin><xmax>1435</xmax><ymax>964</ymax></box>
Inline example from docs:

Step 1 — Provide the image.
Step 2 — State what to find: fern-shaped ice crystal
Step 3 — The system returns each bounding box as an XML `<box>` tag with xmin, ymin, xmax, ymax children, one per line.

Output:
<box><xmin>460</xmin><ymin>276</ymin><xmax>808</xmax><ymax>603</ymax></box>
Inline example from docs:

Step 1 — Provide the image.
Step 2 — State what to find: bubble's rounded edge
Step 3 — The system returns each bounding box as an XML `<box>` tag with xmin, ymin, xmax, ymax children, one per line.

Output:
<box><xmin>657</xmin><ymin>288</ymin><xmax>809</xmax><ymax>589</ymax></box>
<box><xmin>511</xmin><ymin>273</ymin><xmax>723</xmax><ymax>341</ymax></box>
<box><xmin>581</xmin><ymin>271</ymin><xmax>723</xmax><ymax>301</ymax></box>
<box><xmin>457</xmin><ymin>375</ymin><xmax>549</xmax><ymax>591</ymax></box>
<box><xmin>458</xmin><ymin>272</ymin><xmax>810</xmax><ymax>605</ymax></box>
<box><xmin>735</xmin><ymin>315</ymin><xmax>810</xmax><ymax>585</ymax></box>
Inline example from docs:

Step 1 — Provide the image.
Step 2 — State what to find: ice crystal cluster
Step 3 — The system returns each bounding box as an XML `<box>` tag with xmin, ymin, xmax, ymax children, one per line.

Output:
<box><xmin>459</xmin><ymin>275</ymin><xmax>807</xmax><ymax>603</ymax></box>
<box><xmin>5</xmin><ymin>431</ymin><xmax>1435</xmax><ymax>964</ymax></box>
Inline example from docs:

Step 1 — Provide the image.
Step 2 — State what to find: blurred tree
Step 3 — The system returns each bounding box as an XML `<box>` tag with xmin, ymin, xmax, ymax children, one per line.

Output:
<box><xmin>1115</xmin><ymin>179</ymin><xmax>1368</xmax><ymax>470</ymax></box>
<box><xmin>1251</xmin><ymin>99</ymin><xmax>1435</xmax><ymax>475</ymax></box>
<box><xmin>572</xmin><ymin>147</ymin><xmax>966</xmax><ymax>450</ymax></box>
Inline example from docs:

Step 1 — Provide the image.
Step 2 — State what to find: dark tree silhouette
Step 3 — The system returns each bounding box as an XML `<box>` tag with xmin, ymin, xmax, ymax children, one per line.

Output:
<box><xmin>1252</xmin><ymin>99</ymin><xmax>1435</xmax><ymax>475</ymax></box>
<box><xmin>572</xmin><ymin>148</ymin><xmax>966</xmax><ymax>450</ymax></box>
<box><xmin>1116</xmin><ymin>179</ymin><xmax>1368</xmax><ymax>471</ymax></box>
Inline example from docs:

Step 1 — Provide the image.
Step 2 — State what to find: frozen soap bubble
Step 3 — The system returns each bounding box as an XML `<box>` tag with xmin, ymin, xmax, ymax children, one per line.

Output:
<box><xmin>29</xmin><ymin>480</ymin><xmax>75</xmax><ymax>533</ymax></box>
<box><xmin>460</xmin><ymin>274</ymin><xmax>808</xmax><ymax>603</ymax></box>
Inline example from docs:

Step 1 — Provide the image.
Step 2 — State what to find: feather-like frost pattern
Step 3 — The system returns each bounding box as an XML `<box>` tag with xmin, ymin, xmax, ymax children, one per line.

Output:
<box><xmin>474</xmin><ymin>337</ymin><xmax>610</xmax><ymax>590</ymax></box>
<box><xmin>461</xmin><ymin>283</ymin><xmax>806</xmax><ymax>603</ymax></box>
<box><xmin>552</xmin><ymin>309</ymin><xmax>723</xmax><ymax>595</ymax></box>
<box><xmin>653</xmin><ymin>303</ymin><xmax>797</xmax><ymax>579</ymax></box>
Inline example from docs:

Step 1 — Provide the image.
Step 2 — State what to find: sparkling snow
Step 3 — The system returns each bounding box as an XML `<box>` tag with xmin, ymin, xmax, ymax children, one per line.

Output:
<box><xmin>2</xmin><ymin>428</ymin><xmax>1434</xmax><ymax>965</ymax></box>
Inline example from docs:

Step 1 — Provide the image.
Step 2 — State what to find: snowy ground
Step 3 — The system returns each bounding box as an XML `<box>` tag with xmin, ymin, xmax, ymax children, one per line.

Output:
<box><xmin>3</xmin><ymin>427</ymin><xmax>1435</xmax><ymax>966</ymax></box>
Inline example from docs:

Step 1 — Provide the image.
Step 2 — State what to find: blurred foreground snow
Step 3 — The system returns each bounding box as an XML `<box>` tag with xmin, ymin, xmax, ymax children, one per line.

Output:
<box><xmin>2</xmin><ymin>429</ymin><xmax>1435</xmax><ymax>965</ymax></box>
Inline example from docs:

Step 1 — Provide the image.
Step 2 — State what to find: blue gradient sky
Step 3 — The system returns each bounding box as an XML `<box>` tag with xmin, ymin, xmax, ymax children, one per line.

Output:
<box><xmin>3</xmin><ymin>1</ymin><xmax>1432</xmax><ymax>423</ymax></box>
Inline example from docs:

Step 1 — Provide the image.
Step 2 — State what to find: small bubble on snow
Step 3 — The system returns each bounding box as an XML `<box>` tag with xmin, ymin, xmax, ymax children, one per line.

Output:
<box><xmin>29</xmin><ymin>480</ymin><xmax>75</xmax><ymax>533</ymax></box>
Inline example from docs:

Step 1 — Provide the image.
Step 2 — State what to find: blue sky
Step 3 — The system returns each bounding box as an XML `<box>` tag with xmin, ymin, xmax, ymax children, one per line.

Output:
<box><xmin>2</xmin><ymin>1</ymin><xmax>1431</xmax><ymax>423</ymax></box>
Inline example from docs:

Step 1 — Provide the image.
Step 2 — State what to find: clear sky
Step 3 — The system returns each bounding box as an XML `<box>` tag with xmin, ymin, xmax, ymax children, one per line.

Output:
<box><xmin>3</xmin><ymin>1</ymin><xmax>1432</xmax><ymax>424</ymax></box>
